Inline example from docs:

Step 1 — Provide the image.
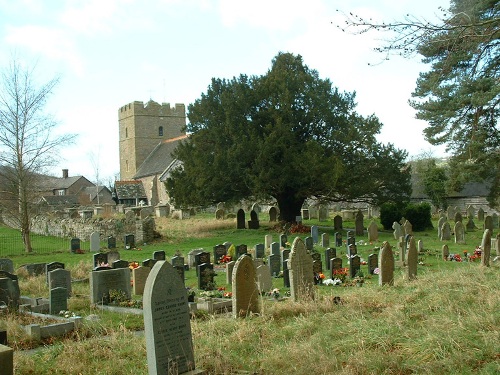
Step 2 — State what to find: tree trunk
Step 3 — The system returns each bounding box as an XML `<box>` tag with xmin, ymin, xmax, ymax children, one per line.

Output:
<box><xmin>22</xmin><ymin>229</ymin><xmax>32</xmax><ymax>253</ymax></box>
<box><xmin>275</xmin><ymin>192</ymin><xmax>306</xmax><ymax>223</ymax></box>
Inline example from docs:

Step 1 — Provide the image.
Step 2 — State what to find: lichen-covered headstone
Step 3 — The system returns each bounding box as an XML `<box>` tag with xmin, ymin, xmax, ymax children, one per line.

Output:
<box><xmin>378</xmin><ymin>241</ymin><xmax>394</xmax><ymax>286</ymax></box>
<box><xmin>442</xmin><ymin>244</ymin><xmax>449</xmax><ymax>260</ymax></box>
<box><xmin>355</xmin><ymin>210</ymin><xmax>364</xmax><ymax>236</ymax></box>
<box><xmin>481</xmin><ymin>229</ymin><xmax>491</xmax><ymax>267</ymax></box>
<box><xmin>454</xmin><ymin>221</ymin><xmax>465</xmax><ymax>244</ymax></box>
<box><xmin>440</xmin><ymin>221</ymin><xmax>451</xmax><ymax>241</ymax></box>
<box><xmin>321</xmin><ymin>233</ymin><xmax>330</xmax><ymax>248</ymax></box>
<box><xmin>406</xmin><ymin>237</ymin><xmax>417</xmax><ymax>281</ymax></box>
<box><xmin>232</xmin><ymin>255</ymin><xmax>259</xmax><ymax>318</ymax></box>
<box><xmin>288</xmin><ymin>237</ymin><xmax>314</xmax><ymax>301</ymax></box>
<box><xmin>437</xmin><ymin>216</ymin><xmax>446</xmax><ymax>239</ymax></box>
<box><xmin>392</xmin><ymin>222</ymin><xmax>402</xmax><ymax>240</ymax></box>
<box><xmin>367</xmin><ymin>220</ymin><xmax>378</xmax><ymax>242</ymax></box>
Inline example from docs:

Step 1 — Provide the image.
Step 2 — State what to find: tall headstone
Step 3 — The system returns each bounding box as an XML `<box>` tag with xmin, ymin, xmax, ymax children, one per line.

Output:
<box><xmin>268</xmin><ymin>254</ymin><xmax>280</xmax><ymax>277</ymax></box>
<box><xmin>269</xmin><ymin>206</ymin><xmax>278</xmax><ymax>222</ymax></box>
<box><xmin>288</xmin><ymin>237</ymin><xmax>314</xmax><ymax>301</ymax></box>
<box><xmin>270</xmin><ymin>242</ymin><xmax>280</xmax><ymax>257</ymax></box>
<box><xmin>481</xmin><ymin>229</ymin><xmax>492</xmax><ymax>267</ymax></box>
<box><xmin>440</xmin><ymin>221</ymin><xmax>451</xmax><ymax>241</ymax></box>
<box><xmin>143</xmin><ymin>261</ymin><xmax>199</xmax><ymax>374</ymax></box>
<box><xmin>256</xmin><ymin>264</ymin><xmax>272</xmax><ymax>294</ymax></box>
<box><xmin>329</xmin><ymin>257</ymin><xmax>342</xmax><ymax>279</ymax></box>
<box><xmin>321</xmin><ymin>233</ymin><xmax>330</xmax><ymax>248</ymax></box>
<box><xmin>49</xmin><ymin>287</ymin><xmax>68</xmax><ymax>315</ymax></box>
<box><xmin>466</xmin><ymin>205</ymin><xmax>475</xmax><ymax>219</ymax></box>
<box><xmin>280</xmin><ymin>234</ymin><xmax>288</xmax><ymax>248</ymax></box>
<box><xmin>226</xmin><ymin>261</ymin><xmax>236</xmax><ymax>285</ymax></box>
<box><xmin>255</xmin><ymin>243</ymin><xmax>265</xmax><ymax>259</ymax></box>
<box><xmin>484</xmin><ymin>215</ymin><xmax>493</xmax><ymax>232</ymax></box>
<box><xmin>132</xmin><ymin>266</ymin><xmax>151</xmax><ymax>295</ymax></box>
<box><xmin>305</xmin><ymin>237</ymin><xmax>314</xmax><ymax>251</ymax></box>
<box><xmin>355</xmin><ymin>210</ymin><xmax>364</xmax><ymax>236</ymax></box>
<box><xmin>213</xmin><ymin>244</ymin><xmax>227</xmax><ymax>264</ymax></box>
<box><xmin>335</xmin><ymin>232</ymin><xmax>342</xmax><ymax>247</ymax></box>
<box><xmin>367</xmin><ymin>220</ymin><xmax>378</xmax><ymax>242</ymax></box>
<box><xmin>325</xmin><ymin>248</ymin><xmax>336</xmax><ymax>270</ymax></box>
<box><xmin>403</xmin><ymin>220</ymin><xmax>413</xmax><ymax>236</ymax></box>
<box><xmin>333</xmin><ymin>215</ymin><xmax>342</xmax><ymax>231</ymax></box>
<box><xmin>392</xmin><ymin>222</ymin><xmax>402</xmax><ymax>240</ymax></box>
<box><xmin>349</xmin><ymin>255</ymin><xmax>361</xmax><ymax>279</ymax></box>
<box><xmin>311</xmin><ymin>226</ymin><xmax>319</xmax><ymax>244</ymax></box>
<box><xmin>437</xmin><ymin>216</ymin><xmax>446</xmax><ymax>239</ymax></box>
<box><xmin>197</xmin><ymin>263</ymin><xmax>214</xmax><ymax>290</ymax></box>
<box><xmin>194</xmin><ymin>252</ymin><xmax>210</xmax><ymax>276</ymax></box>
<box><xmin>90</xmin><ymin>231</ymin><xmax>100</xmax><ymax>252</ymax></box>
<box><xmin>232</xmin><ymin>255</ymin><xmax>260</xmax><ymax>318</ymax></box>
<box><xmin>477</xmin><ymin>207</ymin><xmax>485</xmax><ymax>221</ymax></box>
<box><xmin>236</xmin><ymin>208</ymin><xmax>246</xmax><ymax>229</ymax></box>
<box><xmin>368</xmin><ymin>253</ymin><xmax>378</xmax><ymax>275</ymax></box>
<box><xmin>406</xmin><ymin>237</ymin><xmax>417</xmax><ymax>281</ymax></box>
<box><xmin>48</xmin><ymin>268</ymin><xmax>72</xmax><ymax>296</ymax></box>
<box><xmin>454</xmin><ymin>211</ymin><xmax>463</xmax><ymax>223</ymax></box>
<box><xmin>264</xmin><ymin>234</ymin><xmax>273</xmax><ymax>250</ymax></box>
<box><xmin>378</xmin><ymin>242</ymin><xmax>394</xmax><ymax>286</ymax></box>
<box><xmin>454</xmin><ymin>221</ymin><xmax>465</xmax><ymax>244</ymax></box>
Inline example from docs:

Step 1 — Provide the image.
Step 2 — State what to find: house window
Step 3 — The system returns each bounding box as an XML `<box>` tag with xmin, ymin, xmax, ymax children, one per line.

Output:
<box><xmin>159</xmin><ymin>126</ymin><xmax>163</xmax><ymax>136</ymax></box>
<box><xmin>57</xmin><ymin>189</ymin><xmax>65</xmax><ymax>196</ymax></box>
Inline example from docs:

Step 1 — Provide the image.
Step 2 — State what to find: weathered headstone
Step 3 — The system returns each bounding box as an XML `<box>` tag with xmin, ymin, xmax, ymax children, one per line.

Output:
<box><xmin>288</xmin><ymin>237</ymin><xmax>314</xmax><ymax>301</ymax></box>
<box><xmin>232</xmin><ymin>255</ymin><xmax>259</xmax><ymax>318</ymax></box>
<box><xmin>325</xmin><ymin>248</ymin><xmax>336</xmax><ymax>270</ymax></box>
<box><xmin>466</xmin><ymin>205</ymin><xmax>474</xmax><ymax>219</ymax></box>
<box><xmin>492</xmin><ymin>213</ymin><xmax>499</xmax><ymax>229</ymax></box>
<box><xmin>442</xmin><ymin>244</ymin><xmax>450</xmax><ymax>260</ymax></box>
<box><xmin>143</xmin><ymin>261</ymin><xmax>199</xmax><ymax>374</ymax></box>
<box><xmin>269</xmin><ymin>206</ymin><xmax>278</xmax><ymax>222</ymax></box>
<box><xmin>0</xmin><ymin>275</ymin><xmax>19</xmax><ymax>309</ymax></box>
<box><xmin>264</xmin><ymin>234</ymin><xmax>273</xmax><ymax>250</ymax></box>
<box><xmin>335</xmin><ymin>232</ymin><xmax>342</xmax><ymax>247</ymax></box>
<box><xmin>349</xmin><ymin>255</ymin><xmax>361</xmax><ymax>278</ymax></box>
<box><xmin>321</xmin><ymin>233</ymin><xmax>330</xmax><ymax>248</ymax></box>
<box><xmin>378</xmin><ymin>242</ymin><xmax>394</xmax><ymax>286</ymax></box>
<box><xmin>484</xmin><ymin>215</ymin><xmax>493</xmax><ymax>232</ymax></box>
<box><xmin>406</xmin><ymin>237</ymin><xmax>417</xmax><ymax>281</ymax></box>
<box><xmin>437</xmin><ymin>216</ymin><xmax>446</xmax><ymax>239</ymax></box>
<box><xmin>25</xmin><ymin>263</ymin><xmax>46</xmax><ymax>276</ymax></box>
<box><xmin>107</xmin><ymin>250</ymin><xmax>121</xmax><ymax>264</ymax></box>
<box><xmin>226</xmin><ymin>261</ymin><xmax>236</xmax><ymax>285</ymax></box>
<box><xmin>0</xmin><ymin>344</ymin><xmax>14</xmax><ymax>375</ymax></box>
<box><xmin>454</xmin><ymin>211</ymin><xmax>463</xmax><ymax>223</ymax></box>
<box><xmin>477</xmin><ymin>207</ymin><xmax>485</xmax><ymax>221</ymax></box>
<box><xmin>153</xmin><ymin>251</ymin><xmax>166</xmax><ymax>261</ymax></box>
<box><xmin>48</xmin><ymin>268</ymin><xmax>72</xmax><ymax>296</ymax></box>
<box><xmin>440</xmin><ymin>221</ymin><xmax>451</xmax><ymax>241</ymax></box>
<box><xmin>481</xmin><ymin>229</ymin><xmax>492</xmax><ymax>267</ymax></box>
<box><xmin>447</xmin><ymin>206</ymin><xmax>455</xmax><ymax>221</ymax></box>
<box><xmin>256</xmin><ymin>264</ymin><xmax>272</xmax><ymax>294</ymax></box>
<box><xmin>311</xmin><ymin>226</ymin><xmax>319</xmax><ymax>244</ymax></box>
<box><xmin>305</xmin><ymin>236</ymin><xmax>314</xmax><ymax>251</ymax></box>
<box><xmin>454</xmin><ymin>221</ymin><xmax>465</xmax><ymax>244</ymax></box>
<box><xmin>49</xmin><ymin>287</ymin><xmax>68</xmax><ymax>315</ymax></box>
<box><xmin>70</xmin><ymin>238</ymin><xmax>81</xmax><ymax>253</ymax></box>
<box><xmin>367</xmin><ymin>220</ymin><xmax>378</xmax><ymax>242</ymax></box>
<box><xmin>355</xmin><ymin>210</ymin><xmax>364</xmax><ymax>236</ymax></box>
<box><xmin>368</xmin><ymin>253</ymin><xmax>378</xmax><ymax>275</ymax></box>
<box><xmin>417</xmin><ymin>240</ymin><xmax>424</xmax><ymax>253</ymax></box>
<box><xmin>90</xmin><ymin>267</ymin><xmax>131</xmax><ymax>304</ymax></box>
<box><xmin>255</xmin><ymin>243</ymin><xmax>265</xmax><ymax>259</ymax></box>
<box><xmin>280</xmin><ymin>234</ymin><xmax>288</xmax><ymax>248</ymax></box>
<box><xmin>403</xmin><ymin>220</ymin><xmax>413</xmax><ymax>236</ymax></box>
<box><xmin>215</xmin><ymin>208</ymin><xmax>225</xmax><ymax>220</ymax></box>
<box><xmin>318</xmin><ymin>206</ymin><xmax>328</xmax><ymax>222</ymax></box>
<box><xmin>392</xmin><ymin>222</ymin><xmax>402</xmax><ymax>240</ymax></box>
<box><xmin>197</xmin><ymin>263</ymin><xmax>215</xmax><ymax>290</ymax></box>
<box><xmin>268</xmin><ymin>254</ymin><xmax>280</xmax><ymax>277</ymax></box>
<box><xmin>90</xmin><ymin>231</ymin><xmax>100</xmax><ymax>252</ymax></box>
<box><xmin>0</xmin><ymin>259</ymin><xmax>14</xmax><ymax>274</ymax></box>
<box><xmin>466</xmin><ymin>217</ymin><xmax>476</xmax><ymax>231</ymax></box>
<box><xmin>132</xmin><ymin>266</ymin><xmax>150</xmax><ymax>295</ymax></box>
<box><xmin>333</xmin><ymin>215</ymin><xmax>342</xmax><ymax>231</ymax></box>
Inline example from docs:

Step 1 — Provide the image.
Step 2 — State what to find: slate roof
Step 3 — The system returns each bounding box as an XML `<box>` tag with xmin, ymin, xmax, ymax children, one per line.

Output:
<box><xmin>159</xmin><ymin>159</ymin><xmax>183</xmax><ymax>182</ymax></box>
<box><xmin>39</xmin><ymin>175</ymin><xmax>92</xmax><ymax>191</ymax></box>
<box><xmin>114</xmin><ymin>180</ymin><xmax>147</xmax><ymax>200</ymax></box>
<box><xmin>80</xmin><ymin>185</ymin><xmax>113</xmax><ymax>202</ymax></box>
<box><xmin>40</xmin><ymin>195</ymin><xmax>79</xmax><ymax>206</ymax></box>
<box><xmin>133</xmin><ymin>135</ymin><xmax>188</xmax><ymax>179</ymax></box>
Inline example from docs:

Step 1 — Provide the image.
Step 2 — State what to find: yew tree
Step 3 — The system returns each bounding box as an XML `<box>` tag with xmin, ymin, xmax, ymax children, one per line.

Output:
<box><xmin>166</xmin><ymin>53</ymin><xmax>411</xmax><ymax>222</ymax></box>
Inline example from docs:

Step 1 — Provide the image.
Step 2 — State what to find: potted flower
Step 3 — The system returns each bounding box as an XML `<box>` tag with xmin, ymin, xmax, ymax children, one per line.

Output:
<box><xmin>354</xmin><ymin>270</ymin><xmax>365</xmax><ymax>287</ymax></box>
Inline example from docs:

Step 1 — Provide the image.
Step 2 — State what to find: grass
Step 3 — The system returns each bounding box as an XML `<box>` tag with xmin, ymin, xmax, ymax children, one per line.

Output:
<box><xmin>2</xmin><ymin>214</ymin><xmax>499</xmax><ymax>374</ymax></box>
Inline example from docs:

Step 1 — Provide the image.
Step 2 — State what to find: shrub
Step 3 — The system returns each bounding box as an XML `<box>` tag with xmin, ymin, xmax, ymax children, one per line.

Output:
<box><xmin>403</xmin><ymin>203</ymin><xmax>434</xmax><ymax>231</ymax></box>
<box><xmin>380</xmin><ymin>202</ymin><xmax>403</xmax><ymax>230</ymax></box>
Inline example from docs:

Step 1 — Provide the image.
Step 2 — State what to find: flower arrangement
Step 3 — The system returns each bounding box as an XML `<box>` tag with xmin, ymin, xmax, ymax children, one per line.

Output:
<box><xmin>268</xmin><ymin>288</ymin><xmax>280</xmax><ymax>299</ymax></box>
<box><xmin>448</xmin><ymin>254</ymin><xmax>463</xmax><ymax>262</ymax></box>
<box><xmin>129</xmin><ymin>261</ymin><xmax>139</xmax><ymax>270</ymax></box>
<box><xmin>314</xmin><ymin>272</ymin><xmax>325</xmax><ymax>284</ymax></box>
<box><xmin>332</xmin><ymin>268</ymin><xmax>348</xmax><ymax>283</ymax></box>
<box><xmin>469</xmin><ymin>247</ymin><xmax>482</xmax><ymax>261</ymax></box>
<box><xmin>219</xmin><ymin>255</ymin><xmax>232</xmax><ymax>263</ymax></box>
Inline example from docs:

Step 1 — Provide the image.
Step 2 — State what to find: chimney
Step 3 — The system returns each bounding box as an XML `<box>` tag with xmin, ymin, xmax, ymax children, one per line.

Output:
<box><xmin>62</xmin><ymin>169</ymin><xmax>68</xmax><ymax>179</ymax></box>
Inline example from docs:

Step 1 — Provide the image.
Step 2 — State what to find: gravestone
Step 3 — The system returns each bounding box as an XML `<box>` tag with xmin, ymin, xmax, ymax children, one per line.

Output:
<box><xmin>454</xmin><ymin>221</ymin><xmax>465</xmax><ymax>244</ymax></box>
<box><xmin>226</xmin><ymin>261</ymin><xmax>236</xmax><ymax>284</ymax></box>
<box><xmin>321</xmin><ymin>233</ymin><xmax>330</xmax><ymax>248</ymax></box>
<box><xmin>187</xmin><ymin>249</ymin><xmax>204</xmax><ymax>267</ymax></box>
<box><xmin>0</xmin><ymin>259</ymin><xmax>14</xmax><ymax>273</ymax></box>
<box><xmin>236</xmin><ymin>244</ymin><xmax>248</xmax><ymax>258</ymax></box>
<box><xmin>318</xmin><ymin>206</ymin><xmax>328</xmax><ymax>222</ymax></box>
<box><xmin>124</xmin><ymin>234</ymin><xmax>135</xmax><ymax>249</ymax></box>
<box><xmin>107</xmin><ymin>250</ymin><xmax>121</xmax><ymax>264</ymax></box>
<box><xmin>417</xmin><ymin>240</ymin><xmax>424</xmax><ymax>253</ymax></box>
<box><xmin>325</xmin><ymin>248</ymin><xmax>336</xmax><ymax>270</ymax></box>
<box><xmin>174</xmin><ymin>265</ymin><xmax>185</xmax><ymax>286</ymax></box>
<box><xmin>269</xmin><ymin>206</ymin><xmax>278</xmax><ymax>222</ymax></box>
<box><xmin>440</xmin><ymin>221</ymin><xmax>451</xmax><ymax>241</ymax></box>
<box><xmin>481</xmin><ymin>229</ymin><xmax>492</xmax><ymax>267</ymax></box>
<box><xmin>45</xmin><ymin>262</ymin><xmax>64</xmax><ymax>281</ymax></box>
<box><xmin>368</xmin><ymin>253</ymin><xmax>378</xmax><ymax>275</ymax></box>
<box><xmin>392</xmin><ymin>222</ymin><xmax>402</xmax><ymax>240</ymax></box>
<box><xmin>268</xmin><ymin>254</ymin><xmax>280</xmax><ymax>277</ymax></box>
<box><xmin>142</xmin><ymin>259</ymin><xmax>157</xmax><ymax>268</ymax></box>
<box><xmin>90</xmin><ymin>267</ymin><xmax>131</xmax><ymax>304</ymax></box>
<box><xmin>0</xmin><ymin>344</ymin><xmax>13</xmax><ymax>375</ymax></box>
<box><xmin>335</xmin><ymin>232</ymin><xmax>342</xmax><ymax>247</ymax></box>
<box><xmin>283</xmin><ymin>259</ymin><xmax>290</xmax><ymax>288</ymax></box>
<box><xmin>398</xmin><ymin>236</ymin><xmax>406</xmax><ymax>266</ymax></box>
<box><xmin>48</xmin><ymin>269</ymin><xmax>72</xmax><ymax>296</ymax></box>
<box><xmin>367</xmin><ymin>221</ymin><xmax>378</xmax><ymax>242</ymax></box>
<box><xmin>280</xmin><ymin>234</ymin><xmax>288</xmax><ymax>248</ymax></box>
<box><xmin>305</xmin><ymin>237</ymin><xmax>314</xmax><ymax>251</ymax></box>
<box><xmin>255</xmin><ymin>243</ymin><xmax>265</xmax><ymax>259</ymax></box>
<box><xmin>107</xmin><ymin>236</ymin><xmax>116</xmax><ymax>249</ymax></box>
<box><xmin>213</xmin><ymin>244</ymin><xmax>227</xmax><ymax>263</ymax></box>
<box><xmin>70</xmin><ymin>238</ymin><xmax>81</xmax><ymax>253</ymax></box>
<box><xmin>90</xmin><ymin>231</ymin><xmax>100</xmax><ymax>252</ymax></box>
<box><xmin>256</xmin><ymin>265</ymin><xmax>272</xmax><ymax>294</ymax></box>
<box><xmin>406</xmin><ymin>237</ymin><xmax>418</xmax><ymax>281</ymax></box>
<box><xmin>355</xmin><ymin>210</ymin><xmax>364</xmax><ymax>236</ymax></box>
<box><xmin>132</xmin><ymin>266</ymin><xmax>150</xmax><ymax>295</ymax></box>
<box><xmin>264</xmin><ymin>235</ymin><xmax>273</xmax><ymax>250</ymax></box>
<box><xmin>0</xmin><ymin>275</ymin><xmax>19</xmax><ymax>309</ymax></box>
<box><xmin>313</xmin><ymin>260</ymin><xmax>323</xmax><ymax>284</ymax></box>
<box><xmin>349</xmin><ymin>255</ymin><xmax>361</xmax><ymax>278</ymax></box>
<box><xmin>477</xmin><ymin>208</ymin><xmax>485</xmax><ymax>221</ymax></box>
<box><xmin>93</xmin><ymin>253</ymin><xmax>108</xmax><ymax>268</ymax></box>
<box><xmin>271</xmin><ymin>242</ymin><xmax>280</xmax><ymax>257</ymax></box>
<box><xmin>288</xmin><ymin>237</ymin><xmax>314</xmax><ymax>301</ymax></box>
<box><xmin>49</xmin><ymin>287</ymin><xmax>67</xmax><ymax>315</ymax></box>
<box><xmin>112</xmin><ymin>260</ymin><xmax>130</xmax><ymax>269</ymax></box>
<box><xmin>329</xmin><ymin>257</ymin><xmax>342</xmax><ymax>279</ymax></box>
<box><xmin>496</xmin><ymin>233</ymin><xmax>500</xmax><ymax>256</ymax></box>
<box><xmin>143</xmin><ymin>261</ymin><xmax>199</xmax><ymax>375</ymax></box>
<box><xmin>197</xmin><ymin>263</ymin><xmax>215</xmax><ymax>290</ymax></box>
<box><xmin>437</xmin><ymin>216</ymin><xmax>446</xmax><ymax>239</ymax></box>
<box><xmin>248</xmin><ymin>210</ymin><xmax>259</xmax><ymax>229</ymax></box>
<box><xmin>484</xmin><ymin>215</ymin><xmax>493</xmax><ymax>232</ymax></box>
<box><xmin>153</xmin><ymin>251</ymin><xmax>166</xmax><ymax>261</ymax></box>
<box><xmin>253</xmin><ymin>258</ymin><xmax>264</xmax><ymax>268</ymax></box>
<box><xmin>466</xmin><ymin>205</ymin><xmax>475</xmax><ymax>218</ymax></box>
<box><xmin>348</xmin><ymin>244</ymin><xmax>357</xmax><ymax>258</ymax></box>
<box><xmin>232</xmin><ymin>255</ymin><xmax>259</xmax><ymax>318</ymax></box>
<box><xmin>466</xmin><ymin>217</ymin><xmax>476</xmax><ymax>231</ymax></box>
<box><xmin>171</xmin><ymin>256</ymin><xmax>185</xmax><ymax>269</ymax></box>
<box><xmin>378</xmin><ymin>242</ymin><xmax>394</xmax><ymax>286</ymax></box>
<box><xmin>215</xmin><ymin>208</ymin><xmax>224</xmax><ymax>220</ymax></box>
<box><xmin>311</xmin><ymin>226</ymin><xmax>319</xmax><ymax>244</ymax></box>
<box><xmin>447</xmin><ymin>206</ymin><xmax>455</xmax><ymax>220</ymax></box>
<box><xmin>454</xmin><ymin>211</ymin><xmax>463</xmax><ymax>223</ymax></box>
<box><xmin>194</xmin><ymin>252</ymin><xmax>211</xmax><ymax>276</ymax></box>
<box><xmin>492</xmin><ymin>213</ymin><xmax>499</xmax><ymax>228</ymax></box>
<box><xmin>281</xmin><ymin>249</ymin><xmax>291</xmax><ymax>263</ymax></box>
<box><xmin>333</xmin><ymin>215</ymin><xmax>342</xmax><ymax>231</ymax></box>
<box><xmin>403</xmin><ymin>220</ymin><xmax>413</xmax><ymax>236</ymax></box>
<box><xmin>442</xmin><ymin>244</ymin><xmax>449</xmax><ymax>260</ymax></box>
<box><xmin>25</xmin><ymin>263</ymin><xmax>47</xmax><ymax>276</ymax></box>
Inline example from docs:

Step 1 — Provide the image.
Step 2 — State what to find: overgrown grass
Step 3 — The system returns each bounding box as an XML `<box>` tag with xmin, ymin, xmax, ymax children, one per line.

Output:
<box><xmin>4</xmin><ymin>214</ymin><xmax>500</xmax><ymax>374</ymax></box>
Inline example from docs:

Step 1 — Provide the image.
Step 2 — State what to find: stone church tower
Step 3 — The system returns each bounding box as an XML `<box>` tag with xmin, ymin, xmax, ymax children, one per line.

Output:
<box><xmin>118</xmin><ymin>100</ymin><xmax>186</xmax><ymax>180</ymax></box>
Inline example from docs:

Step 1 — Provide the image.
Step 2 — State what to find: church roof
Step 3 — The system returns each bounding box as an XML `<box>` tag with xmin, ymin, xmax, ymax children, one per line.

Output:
<box><xmin>114</xmin><ymin>180</ymin><xmax>147</xmax><ymax>200</ymax></box>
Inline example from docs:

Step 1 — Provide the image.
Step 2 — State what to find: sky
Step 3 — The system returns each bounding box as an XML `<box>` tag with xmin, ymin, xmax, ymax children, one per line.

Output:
<box><xmin>0</xmin><ymin>0</ymin><xmax>450</xmax><ymax>184</ymax></box>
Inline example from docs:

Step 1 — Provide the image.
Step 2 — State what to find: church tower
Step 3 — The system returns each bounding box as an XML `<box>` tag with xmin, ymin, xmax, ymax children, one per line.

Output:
<box><xmin>118</xmin><ymin>100</ymin><xmax>186</xmax><ymax>180</ymax></box>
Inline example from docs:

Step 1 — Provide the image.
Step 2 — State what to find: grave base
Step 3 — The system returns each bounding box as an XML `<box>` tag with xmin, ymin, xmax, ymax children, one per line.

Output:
<box><xmin>197</xmin><ymin>298</ymin><xmax>232</xmax><ymax>314</ymax></box>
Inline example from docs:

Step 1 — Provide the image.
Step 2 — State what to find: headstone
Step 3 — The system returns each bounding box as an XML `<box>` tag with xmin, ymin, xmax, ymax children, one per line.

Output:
<box><xmin>49</xmin><ymin>287</ymin><xmax>68</xmax><ymax>315</ymax></box>
<box><xmin>484</xmin><ymin>215</ymin><xmax>493</xmax><ymax>232</ymax></box>
<box><xmin>194</xmin><ymin>252</ymin><xmax>211</xmax><ymax>276</ymax></box>
<box><xmin>93</xmin><ymin>253</ymin><xmax>109</xmax><ymax>268</ymax></box>
<box><xmin>153</xmin><ymin>251</ymin><xmax>166</xmax><ymax>261</ymax></box>
<box><xmin>333</xmin><ymin>215</ymin><xmax>342</xmax><ymax>231</ymax></box>
<box><xmin>481</xmin><ymin>229</ymin><xmax>492</xmax><ymax>267</ymax></box>
<box><xmin>142</xmin><ymin>259</ymin><xmax>157</xmax><ymax>268</ymax></box>
<box><xmin>256</xmin><ymin>265</ymin><xmax>272</xmax><ymax>294</ymax></box>
<box><xmin>440</xmin><ymin>221</ymin><xmax>451</xmax><ymax>241</ymax></box>
<box><xmin>313</xmin><ymin>260</ymin><xmax>323</xmax><ymax>284</ymax></box>
<box><xmin>442</xmin><ymin>244</ymin><xmax>449</xmax><ymax>260</ymax></box>
<box><xmin>197</xmin><ymin>263</ymin><xmax>215</xmax><ymax>290</ymax></box>
<box><xmin>417</xmin><ymin>240</ymin><xmax>424</xmax><ymax>253</ymax></box>
<box><xmin>264</xmin><ymin>235</ymin><xmax>273</xmax><ymax>250</ymax></box>
<box><xmin>0</xmin><ymin>259</ymin><xmax>14</xmax><ymax>274</ymax></box>
<box><xmin>329</xmin><ymin>257</ymin><xmax>342</xmax><ymax>279</ymax></box>
<box><xmin>248</xmin><ymin>210</ymin><xmax>259</xmax><ymax>229</ymax></box>
<box><xmin>355</xmin><ymin>210</ymin><xmax>364</xmax><ymax>236</ymax></box>
<box><xmin>454</xmin><ymin>221</ymin><xmax>466</xmax><ymax>244</ymax></box>
<box><xmin>107</xmin><ymin>250</ymin><xmax>121</xmax><ymax>264</ymax></box>
<box><xmin>268</xmin><ymin>254</ymin><xmax>280</xmax><ymax>277</ymax></box>
<box><xmin>349</xmin><ymin>255</ymin><xmax>360</xmax><ymax>278</ymax></box>
<box><xmin>70</xmin><ymin>238</ymin><xmax>81</xmax><ymax>253</ymax></box>
<box><xmin>90</xmin><ymin>267</ymin><xmax>131</xmax><ymax>304</ymax></box>
<box><xmin>367</xmin><ymin>220</ymin><xmax>378</xmax><ymax>242</ymax></box>
<box><xmin>232</xmin><ymin>255</ymin><xmax>259</xmax><ymax>318</ymax></box>
<box><xmin>45</xmin><ymin>262</ymin><xmax>65</xmax><ymax>284</ymax></box>
<box><xmin>378</xmin><ymin>242</ymin><xmax>394</xmax><ymax>286</ymax></box>
<box><xmin>318</xmin><ymin>206</ymin><xmax>328</xmax><ymax>222</ymax></box>
<box><xmin>320</xmin><ymin>233</ymin><xmax>330</xmax><ymax>248</ymax></box>
<box><xmin>171</xmin><ymin>256</ymin><xmax>185</xmax><ymax>269</ymax></box>
<box><xmin>398</xmin><ymin>236</ymin><xmax>406</xmax><ymax>266</ymax></box>
<box><xmin>447</xmin><ymin>206</ymin><xmax>455</xmax><ymax>221</ymax></box>
<box><xmin>305</xmin><ymin>237</ymin><xmax>313</xmax><ymax>251</ymax></box>
<box><xmin>226</xmin><ymin>261</ymin><xmax>236</xmax><ymax>285</ymax></box>
<box><xmin>311</xmin><ymin>226</ymin><xmax>319</xmax><ymax>244</ymax></box>
<box><xmin>271</xmin><ymin>242</ymin><xmax>280</xmax><ymax>257</ymax></box>
<box><xmin>215</xmin><ymin>208</ymin><xmax>225</xmax><ymax>220</ymax></box>
<box><xmin>454</xmin><ymin>211</ymin><xmax>463</xmax><ymax>223</ymax></box>
<box><xmin>236</xmin><ymin>244</ymin><xmax>248</xmax><ymax>258</ymax></box>
<box><xmin>107</xmin><ymin>236</ymin><xmax>116</xmax><ymax>249</ymax></box>
<box><xmin>406</xmin><ymin>237</ymin><xmax>417</xmax><ymax>281</ymax></box>
<box><xmin>132</xmin><ymin>266</ymin><xmax>150</xmax><ymax>295</ymax></box>
<box><xmin>335</xmin><ymin>232</ymin><xmax>342</xmax><ymax>247</ymax></box>
<box><xmin>477</xmin><ymin>207</ymin><xmax>485</xmax><ymax>221</ymax></box>
<box><xmin>466</xmin><ymin>217</ymin><xmax>476</xmax><ymax>231</ymax></box>
<box><xmin>48</xmin><ymin>269</ymin><xmax>72</xmax><ymax>296</ymax></box>
<box><xmin>437</xmin><ymin>216</ymin><xmax>446</xmax><ymax>239</ymax></box>
<box><xmin>368</xmin><ymin>253</ymin><xmax>378</xmax><ymax>275</ymax></box>
<box><xmin>213</xmin><ymin>244</ymin><xmax>227</xmax><ymax>263</ymax></box>
<box><xmin>288</xmin><ymin>237</ymin><xmax>314</xmax><ymax>301</ymax></box>
<box><xmin>325</xmin><ymin>248</ymin><xmax>336</xmax><ymax>270</ymax></box>
<box><xmin>124</xmin><ymin>234</ymin><xmax>135</xmax><ymax>249</ymax></box>
<box><xmin>492</xmin><ymin>213</ymin><xmax>499</xmax><ymax>228</ymax></box>
<box><xmin>496</xmin><ymin>233</ymin><xmax>500</xmax><ymax>256</ymax></box>
<box><xmin>280</xmin><ymin>234</ymin><xmax>288</xmax><ymax>248</ymax></box>
<box><xmin>268</xmin><ymin>206</ymin><xmax>278</xmax><ymax>222</ymax></box>
<box><xmin>283</xmin><ymin>259</ymin><xmax>290</xmax><ymax>288</ymax></box>
<box><xmin>466</xmin><ymin>205</ymin><xmax>475</xmax><ymax>219</ymax></box>
<box><xmin>143</xmin><ymin>261</ymin><xmax>198</xmax><ymax>374</ymax></box>
<box><xmin>0</xmin><ymin>276</ymin><xmax>19</xmax><ymax>309</ymax></box>
<box><xmin>255</xmin><ymin>243</ymin><xmax>265</xmax><ymax>259</ymax></box>
<box><xmin>403</xmin><ymin>220</ymin><xmax>413</xmax><ymax>236</ymax></box>
<box><xmin>348</xmin><ymin>244</ymin><xmax>357</xmax><ymax>257</ymax></box>
<box><xmin>187</xmin><ymin>249</ymin><xmax>204</xmax><ymax>267</ymax></box>
<box><xmin>392</xmin><ymin>222</ymin><xmax>402</xmax><ymax>240</ymax></box>
<box><xmin>0</xmin><ymin>344</ymin><xmax>14</xmax><ymax>375</ymax></box>
<box><xmin>90</xmin><ymin>231</ymin><xmax>100</xmax><ymax>252</ymax></box>
<box><xmin>112</xmin><ymin>260</ymin><xmax>130</xmax><ymax>269</ymax></box>
<box><xmin>25</xmin><ymin>263</ymin><xmax>47</xmax><ymax>276</ymax></box>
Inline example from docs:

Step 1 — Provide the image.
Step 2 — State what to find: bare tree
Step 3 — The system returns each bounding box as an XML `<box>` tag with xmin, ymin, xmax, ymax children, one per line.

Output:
<box><xmin>0</xmin><ymin>59</ymin><xmax>76</xmax><ymax>252</ymax></box>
